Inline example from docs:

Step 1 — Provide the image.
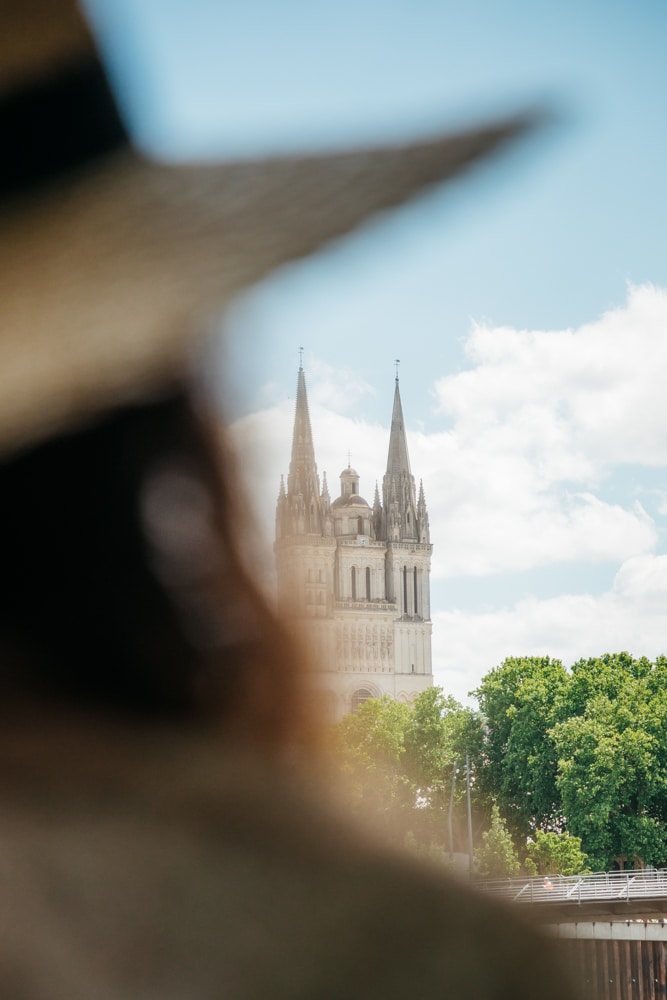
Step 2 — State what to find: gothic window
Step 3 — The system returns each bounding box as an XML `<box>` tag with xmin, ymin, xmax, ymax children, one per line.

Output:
<box><xmin>351</xmin><ymin>688</ymin><xmax>373</xmax><ymax>713</ymax></box>
<box><xmin>351</xmin><ymin>566</ymin><xmax>357</xmax><ymax>601</ymax></box>
<box><xmin>413</xmin><ymin>566</ymin><xmax>418</xmax><ymax>616</ymax></box>
<box><xmin>357</xmin><ymin>516</ymin><xmax>363</xmax><ymax>535</ymax></box>
<box><xmin>365</xmin><ymin>566</ymin><xmax>371</xmax><ymax>601</ymax></box>
<box><xmin>402</xmin><ymin>565</ymin><xmax>407</xmax><ymax>613</ymax></box>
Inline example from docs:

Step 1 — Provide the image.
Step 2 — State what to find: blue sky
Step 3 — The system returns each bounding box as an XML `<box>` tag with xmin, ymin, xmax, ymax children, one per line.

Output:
<box><xmin>85</xmin><ymin>0</ymin><xmax>667</xmax><ymax>701</ymax></box>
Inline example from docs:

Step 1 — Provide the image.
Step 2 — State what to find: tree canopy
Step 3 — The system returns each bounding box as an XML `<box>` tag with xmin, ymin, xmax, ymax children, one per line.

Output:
<box><xmin>473</xmin><ymin>656</ymin><xmax>568</xmax><ymax>836</ymax></box>
<box><xmin>523</xmin><ymin>831</ymin><xmax>588</xmax><ymax>877</ymax></box>
<box><xmin>477</xmin><ymin>652</ymin><xmax>667</xmax><ymax>870</ymax></box>
<box><xmin>477</xmin><ymin>805</ymin><xmax>520</xmax><ymax>878</ymax></box>
<box><xmin>332</xmin><ymin>689</ymin><xmax>481</xmax><ymax>852</ymax></box>
<box><xmin>332</xmin><ymin>651</ymin><xmax>667</xmax><ymax>873</ymax></box>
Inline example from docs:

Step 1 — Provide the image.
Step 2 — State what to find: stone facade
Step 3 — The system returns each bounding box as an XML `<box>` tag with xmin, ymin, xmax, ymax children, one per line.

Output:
<box><xmin>275</xmin><ymin>367</ymin><xmax>433</xmax><ymax>719</ymax></box>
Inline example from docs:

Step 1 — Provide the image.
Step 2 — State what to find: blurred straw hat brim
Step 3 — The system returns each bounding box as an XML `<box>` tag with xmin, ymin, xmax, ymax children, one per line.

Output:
<box><xmin>0</xmin><ymin>1</ymin><xmax>538</xmax><ymax>455</ymax></box>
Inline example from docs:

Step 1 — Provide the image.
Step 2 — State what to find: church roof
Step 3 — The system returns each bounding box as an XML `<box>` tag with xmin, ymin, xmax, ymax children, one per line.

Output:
<box><xmin>332</xmin><ymin>493</ymin><xmax>370</xmax><ymax>509</ymax></box>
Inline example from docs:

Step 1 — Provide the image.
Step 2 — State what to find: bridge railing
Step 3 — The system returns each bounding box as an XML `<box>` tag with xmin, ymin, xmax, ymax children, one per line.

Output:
<box><xmin>475</xmin><ymin>869</ymin><xmax>667</xmax><ymax>906</ymax></box>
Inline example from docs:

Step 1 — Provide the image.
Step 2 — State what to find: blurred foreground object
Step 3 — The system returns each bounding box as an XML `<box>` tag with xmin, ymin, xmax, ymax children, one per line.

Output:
<box><xmin>0</xmin><ymin>2</ymin><xmax>579</xmax><ymax>997</ymax></box>
<box><xmin>0</xmin><ymin>0</ymin><xmax>539</xmax><ymax>457</ymax></box>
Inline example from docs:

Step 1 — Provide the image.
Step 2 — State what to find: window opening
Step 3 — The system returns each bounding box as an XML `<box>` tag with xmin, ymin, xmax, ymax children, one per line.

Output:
<box><xmin>351</xmin><ymin>688</ymin><xmax>373</xmax><ymax>713</ymax></box>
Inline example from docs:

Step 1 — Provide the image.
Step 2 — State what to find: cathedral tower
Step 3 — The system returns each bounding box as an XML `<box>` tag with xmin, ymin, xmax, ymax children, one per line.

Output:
<box><xmin>275</xmin><ymin>365</ymin><xmax>433</xmax><ymax>718</ymax></box>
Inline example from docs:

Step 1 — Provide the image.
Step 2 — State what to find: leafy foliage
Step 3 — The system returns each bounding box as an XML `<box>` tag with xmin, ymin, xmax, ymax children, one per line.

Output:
<box><xmin>477</xmin><ymin>805</ymin><xmax>520</xmax><ymax>878</ymax></box>
<box><xmin>403</xmin><ymin>687</ymin><xmax>482</xmax><ymax>804</ymax></box>
<box><xmin>523</xmin><ymin>831</ymin><xmax>588</xmax><ymax>876</ymax></box>
<box><xmin>333</xmin><ymin>651</ymin><xmax>667</xmax><ymax>872</ymax></box>
<box><xmin>332</xmin><ymin>689</ymin><xmax>482</xmax><ymax>851</ymax></box>
<box><xmin>476</xmin><ymin>651</ymin><xmax>667</xmax><ymax>870</ymax></box>
<box><xmin>473</xmin><ymin>657</ymin><xmax>568</xmax><ymax>836</ymax></box>
<box><xmin>334</xmin><ymin>696</ymin><xmax>413</xmax><ymax>838</ymax></box>
<box><xmin>553</xmin><ymin>654</ymin><xmax>667</xmax><ymax>870</ymax></box>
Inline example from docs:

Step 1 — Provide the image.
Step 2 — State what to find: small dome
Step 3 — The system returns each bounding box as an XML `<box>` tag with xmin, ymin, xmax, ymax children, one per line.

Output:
<box><xmin>340</xmin><ymin>466</ymin><xmax>359</xmax><ymax>478</ymax></box>
<box><xmin>332</xmin><ymin>493</ymin><xmax>370</xmax><ymax>509</ymax></box>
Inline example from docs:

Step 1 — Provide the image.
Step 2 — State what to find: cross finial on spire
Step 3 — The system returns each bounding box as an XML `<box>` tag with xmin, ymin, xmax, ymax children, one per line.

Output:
<box><xmin>346</xmin><ymin>449</ymin><xmax>352</xmax><ymax>468</ymax></box>
<box><xmin>298</xmin><ymin>346</ymin><xmax>304</xmax><ymax>370</ymax></box>
<box><xmin>394</xmin><ymin>358</ymin><xmax>400</xmax><ymax>382</ymax></box>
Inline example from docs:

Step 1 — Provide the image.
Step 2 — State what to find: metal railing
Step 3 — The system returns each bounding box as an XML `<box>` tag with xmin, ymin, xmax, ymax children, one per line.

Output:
<box><xmin>475</xmin><ymin>870</ymin><xmax>667</xmax><ymax>907</ymax></box>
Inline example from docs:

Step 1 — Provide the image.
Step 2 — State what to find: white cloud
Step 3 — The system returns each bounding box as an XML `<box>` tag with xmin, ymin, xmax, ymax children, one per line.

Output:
<box><xmin>228</xmin><ymin>286</ymin><xmax>667</xmax><ymax>702</ymax></box>
<box><xmin>409</xmin><ymin>428</ymin><xmax>656</xmax><ymax>577</ymax></box>
<box><xmin>232</xmin><ymin>340</ymin><xmax>659</xmax><ymax>581</ymax></box>
<box><xmin>304</xmin><ymin>359</ymin><xmax>376</xmax><ymax>414</ymax></box>
<box><xmin>434</xmin><ymin>552</ymin><xmax>667</xmax><ymax>704</ymax></box>
<box><xmin>435</xmin><ymin>283</ymin><xmax>667</xmax><ymax>470</ymax></box>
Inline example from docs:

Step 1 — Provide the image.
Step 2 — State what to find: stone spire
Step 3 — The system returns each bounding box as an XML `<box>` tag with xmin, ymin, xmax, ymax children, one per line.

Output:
<box><xmin>277</xmin><ymin>365</ymin><xmax>323</xmax><ymax>537</ymax></box>
<box><xmin>382</xmin><ymin>375</ymin><xmax>418</xmax><ymax>541</ymax></box>
<box><xmin>288</xmin><ymin>367</ymin><xmax>316</xmax><ymax>490</ymax></box>
<box><xmin>386</xmin><ymin>376</ymin><xmax>412</xmax><ymax>480</ymax></box>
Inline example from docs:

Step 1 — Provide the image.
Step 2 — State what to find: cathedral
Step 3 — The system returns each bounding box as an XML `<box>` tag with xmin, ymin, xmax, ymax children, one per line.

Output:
<box><xmin>275</xmin><ymin>365</ymin><xmax>433</xmax><ymax>719</ymax></box>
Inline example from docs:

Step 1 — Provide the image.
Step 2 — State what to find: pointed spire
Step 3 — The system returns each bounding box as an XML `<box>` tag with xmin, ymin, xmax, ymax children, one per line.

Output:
<box><xmin>418</xmin><ymin>479</ymin><xmax>425</xmax><ymax>506</ymax></box>
<box><xmin>278</xmin><ymin>365</ymin><xmax>324</xmax><ymax>537</ymax></box>
<box><xmin>385</xmin><ymin>377</ymin><xmax>412</xmax><ymax>478</ymax></box>
<box><xmin>288</xmin><ymin>367</ymin><xmax>317</xmax><ymax>493</ymax></box>
<box><xmin>382</xmin><ymin>371</ymin><xmax>417</xmax><ymax>542</ymax></box>
<box><xmin>321</xmin><ymin>470</ymin><xmax>330</xmax><ymax>500</ymax></box>
<box><xmin>278</xmin><ymin>474</ymin><xmax>286</xmax><ymax>499</ymax></box>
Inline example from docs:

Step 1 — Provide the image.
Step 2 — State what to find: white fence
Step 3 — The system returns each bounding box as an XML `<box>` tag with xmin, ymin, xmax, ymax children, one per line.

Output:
<box><xmin>475</xmin><ymin>870</ymin><xmax>667</xmax><ymax>907</ymax></box>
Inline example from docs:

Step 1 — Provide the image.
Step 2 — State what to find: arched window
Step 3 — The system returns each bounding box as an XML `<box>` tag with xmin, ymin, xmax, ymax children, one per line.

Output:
<box><xmin>365</xmin><ymin>566</ymin><xmax>371</xmax><ymax>601</ymax></box>
<box><xmin>402</xmin><ymin>566</ymin><xmax>407</xmax><ymax>613</ymax></box>
<box><xmin>351</xmin><ymin>688</ymin><xmax>373</xmax><ymax>713</ymax></box>
<box><xmin>351</xmin><ymin>566</ymin><xmax>357</xmax><ymax>601</ymax></box>
<box><xmin>357</xmin><ymin>516</ymin><xmax>364</xmax><ymax>535</ymax></box>
<box><xmin>413</xmin><ymin>566</ymin><xmax>418</xmax><ymax>616</ymax></box>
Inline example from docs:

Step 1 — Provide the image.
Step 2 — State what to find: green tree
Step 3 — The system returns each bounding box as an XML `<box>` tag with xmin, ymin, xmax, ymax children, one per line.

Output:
<box><xmin>553</xmin><ymin>683</ymin><xmax>667</xmax><ymax>870</ymax></box>
<box><xmin>524</xmin><ymin>831</ymin><xmax>588</xmax><ymax>876</ymax></box>
<box><xmin>474</xmin><ymin>656</ymin><xmax>569</xmax><ymax>835</ymax></box>
<box><xmin>564</xmin><ymin>651</ymin><xmax>653</xmax><ymax>718</ymax></box>
<box><xmin>552</xmin><ymin>654</ymin><xmax>667</xmax><ymax>869</ymax></box>
<box><xmin>473</xmin><ymin>650</ymin><xmax>667</xmax><ymax>870</ymax></box>
<box><xmin>477</xmin><ymin>805</ymin><xmax>520</xmax><ymax>878</ymax></box>
<box><xmin>402</xmin><ymin>687</ymin><xmax>485</xmax><ymax>853</ymax></box>
<box><xmin>403</xmin><ymin>688</ymin><xmax>482</xmax><ymax>803</ymax></box>
<box><xmin>333</xmin><ymin>696</ymin><xmax>413</xmax><ymax>839</ymax></box>
<box><xmin>333</xmin><ymin>689</ymin><xmax>485</xmax><ymax>851</ymax></box>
